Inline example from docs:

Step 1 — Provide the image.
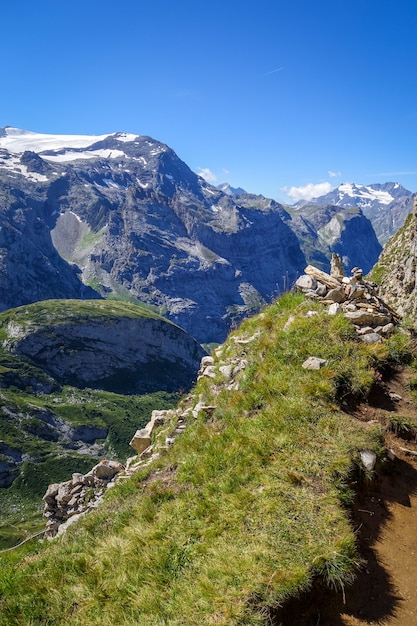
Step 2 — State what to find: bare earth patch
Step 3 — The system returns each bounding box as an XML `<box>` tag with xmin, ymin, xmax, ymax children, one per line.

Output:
<box><xmin>272</xmin><ymin>367</ymin><xmax>417</xmax><ymax>625</ymax></box>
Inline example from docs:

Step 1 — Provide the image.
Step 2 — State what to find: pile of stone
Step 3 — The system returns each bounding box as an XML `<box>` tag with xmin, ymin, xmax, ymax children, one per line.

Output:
<box><xmin>294</xmin><ymin>255</ymin><xmax>400</xmax><ymax>343</ymax></box>
<box><xmin>43</xmin><ymin>459</ymin><xmax>124</xmax><ymax>537</ymax></box>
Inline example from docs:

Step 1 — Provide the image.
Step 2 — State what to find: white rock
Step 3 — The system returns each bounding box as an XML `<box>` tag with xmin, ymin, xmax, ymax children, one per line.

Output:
<box><xmin>302</xmin><ymin>356</ymin><xmax>328</xmax><ymax>370</ymax></box>
<box><xmin>360</xmin><ymin>450</ymin><xmax>377</xmax><ymax>471</ymax></box>
<box><xmin>328</xmin><ymin>303</ymin><xmax>341</xmax><ymax>316</ymax></box>
<box><xmin>295</xmin><ymin>275</ymin><xmax>318</xmax><ymax>290</ymax></box>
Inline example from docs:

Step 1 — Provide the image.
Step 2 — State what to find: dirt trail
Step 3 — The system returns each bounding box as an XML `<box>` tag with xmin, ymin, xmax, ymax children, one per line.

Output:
<box><xmin>273</xmin><ymin>367</ymin><xmax>417</xmax><ymax>625</ymax></box>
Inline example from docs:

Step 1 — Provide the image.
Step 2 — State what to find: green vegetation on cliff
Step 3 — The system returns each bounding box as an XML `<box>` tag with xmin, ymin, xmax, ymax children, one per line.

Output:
<box><xmin>0</xmin><ymin>293</ymin><xmax>414</xmax><ymax>625</ymax></box>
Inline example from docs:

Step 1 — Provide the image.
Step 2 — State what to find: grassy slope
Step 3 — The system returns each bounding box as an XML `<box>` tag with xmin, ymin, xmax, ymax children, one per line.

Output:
<box><xmin>0</xmin><ymin>298</ymin><xmax>169</xmax><ymax>336</ymax></box>
<box><xmin>0</xmin><ymin>299</ymin><xmax>183</xmax><ymax>550</ymax></box>
<box><xmin>0</xmin><ymin>293</ymin><xmax>413</xmax><ymax>625</ymax></box>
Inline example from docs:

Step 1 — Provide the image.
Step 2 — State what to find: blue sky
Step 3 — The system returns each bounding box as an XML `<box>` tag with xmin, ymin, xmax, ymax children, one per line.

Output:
<box><xmin>2</xmin><ymin>0</ymin><xmax>417</xmax><ymax>202</ymax></box>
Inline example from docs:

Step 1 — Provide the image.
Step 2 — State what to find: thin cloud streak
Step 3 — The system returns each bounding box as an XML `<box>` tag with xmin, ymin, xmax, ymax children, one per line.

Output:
<box><xmin>263</xmin><ymin>67</ymin><xmax>284</xmax><ymax>76</ymax></box>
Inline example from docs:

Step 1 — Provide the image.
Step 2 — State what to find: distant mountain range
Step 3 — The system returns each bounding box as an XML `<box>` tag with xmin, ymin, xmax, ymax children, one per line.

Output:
<box><xmin>293</xmin><ymin>182</ymin><xmax>414</xmax><ymax>245</ymax></box>
<box><xmin>0</xmin><ymin>127</ymin><xmax>411</xmax><ymax>342</ymax></box>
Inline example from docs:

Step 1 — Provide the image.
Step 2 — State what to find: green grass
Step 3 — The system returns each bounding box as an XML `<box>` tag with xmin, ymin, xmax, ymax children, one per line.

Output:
<box><xmin>0</xmin><ymin>299</ymin><xmax>169</xmax><ymax>340</ymax></box>
<box><xmin>0</xmin><ymin>293</ymin><xmax>414</xmax><ymax>625</ymax></box>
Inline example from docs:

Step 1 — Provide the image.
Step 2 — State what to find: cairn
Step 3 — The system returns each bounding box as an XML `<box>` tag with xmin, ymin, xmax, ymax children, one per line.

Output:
<box><xmin>294</xmin><ymin>254</ymin><xmax>399</xmax><ymax>342</ymax></box>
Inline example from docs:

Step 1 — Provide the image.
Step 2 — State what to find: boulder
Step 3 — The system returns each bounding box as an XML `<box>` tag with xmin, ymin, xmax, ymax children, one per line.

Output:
<box><xmin>129</xmin><ymin>429</ymin><xmax>152</xmax><ymax>454</ymax></box>
<box><xmin>344</xmin><ymin>311</ymin><xmax>391</xmax><ymax>327</ymax></box>
<box><xmin>295</xmin><ymin>275</ymin><xmax>318</xmax><ymax>291</ymax></box>
<box><xmin>93</xmin><ymin>460</ymin><xmax>125</xmax><ymax>480</ymax></box>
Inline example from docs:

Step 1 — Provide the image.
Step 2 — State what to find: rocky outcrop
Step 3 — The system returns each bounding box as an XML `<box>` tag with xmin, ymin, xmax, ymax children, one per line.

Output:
<box><xmin>0</xmin><ymin>184</ymin><xmax>98</xmax><ymax>311</ymax></box>
<box><xmin>43</xmin><ymin>460</ymin><xmax>125</xmax><ymax>537</ymax></box>
<box><xmin>371</xmin><ymin>198</ymin><xmax>417</xmax><ymax>323</ymax></box>
<box><xmin>2</xmin><ymin>300</ymin><xmax>206</xmax><ymax>394</ymax></box>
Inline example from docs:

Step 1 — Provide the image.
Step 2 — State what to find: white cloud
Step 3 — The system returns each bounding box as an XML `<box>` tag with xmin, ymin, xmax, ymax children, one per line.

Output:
<box><xmin>197</xmin><ymin>167</ymin><xmax>217</xmax><ymax>183</ymax></box>
<box><xmin>328</xmin><ymin>170</ymin><xmax>341</xmax><ymax>178</ymax></box>
<box><xmin>281</xmin><ymin>182</ymin><xmax>334</xmax><ymax>202</ymax></box>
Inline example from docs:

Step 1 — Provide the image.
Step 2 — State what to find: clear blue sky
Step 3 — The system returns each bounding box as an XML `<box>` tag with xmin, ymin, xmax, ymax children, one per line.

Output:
<box><xmin>2</xmin><ymin>0</ymin><xmax>417</xmax><ymax>202</ymax></box>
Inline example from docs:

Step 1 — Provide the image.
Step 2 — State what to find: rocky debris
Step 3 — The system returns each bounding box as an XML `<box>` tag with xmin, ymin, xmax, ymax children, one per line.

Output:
<box><xmin>43</xmin><ymin>459</ymin><xmax>124</xmax><ymax>537</ymax></box>
<box><xmin>295</xmin><ymin>254</ymin><xmax>400</xmax><ymax>340</ymax></box>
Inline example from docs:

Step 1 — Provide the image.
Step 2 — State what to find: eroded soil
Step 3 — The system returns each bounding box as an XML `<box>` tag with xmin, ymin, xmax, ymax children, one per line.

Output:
<box><xmin>273</xmin><ymin>367</ymin><xmax>417</xmax><ymax>625</ymax></box>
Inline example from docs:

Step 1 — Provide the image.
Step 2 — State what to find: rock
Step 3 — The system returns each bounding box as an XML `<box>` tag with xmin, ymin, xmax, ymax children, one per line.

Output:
<box><xmin>219</xmin><ymin>365</ymin><xmax>233</xmax><ymax>379</ymax></box>
<box><xmin>345</xmin><ymin>284</ymin><xmax>366</xmax><ymax>300</ymax></box>
<box><xmin>295</xmin><ymin>275</ymin><xmax>318</xmax><ymax>291</ymax></box>
<box><xmin>356</xmin><ymin>326</ymin><xmax>374</xmax><ymax>335</ymax></box>
<box><xmin>71</xmin><ymin>472</ymin><xmax>84</xmax><ymax>485</ymax></box>
<box><xmin>330</xmin><ymin>253</ymin><xmax>344</xmax><ymax>280</ymax></box>
<box><xmin>93</xmin><ymin>460</ymin><xmax>125</xmax><ymax>480</ymax></box>
<box><xmin>315</xmin><ymin>282</ymin><xmax>328</xmax><ymax>296</ymax></box>
<box><xmin>344</xmin><ymin>310</ymin><xmax>391</xmax><ymax>326</ymax></box>
<box><xmin>56</xmin><ymin>482</ymin><xmax>73</xmax><ymax>506</ymax></box>
<box><xmin>379</xmin><ymin>323</ymin><xmax>395</xmax><ymax>336</ymax></box>
<box><xmin>360</xmin><ymin>333</ymin><xmax>382</xmax><ymax>344</ymax></box>
<box><xmin>327</xmin><ymin>303</ymin><xmax>342</xmax><ymax>316</ymax></box>
<box><xmin>326</xmin><ymin>287</ymin><xmax>346</xmax><ymax>303</ymax></box>
<box><xmin>198</xmin><ymin>365</ymin><xmax>217</xmax><ymax>379</ymax></box>
<box><xmin>43</xmin><ymin>483</ymin><xmax>60</xmax><ymax>502</ymax></box>
<box><xmin>200</xmin><ymin>356</ymin><xmax>214</xmax><ymax>369</ymax></box>
<box><xmin>360</xmin><ymin>450</ymin><xmax>377</xmax><ymax>471</ymax></box>
<box><xmin>283</xmin><ymin>315</ymin><xmax>296</xmax><ymax>331</ymax></box>
<box><xmin>302</xmin><ymin>357</ymin><xmax>328</xmax><ymax>370</ymax></box>
<box><xmin>351</xmin><ymin>267</ymin><xmax>364</xmax><ymax>282</ymax></box>
<box><xmin>388</xmin><ymin>392</ymin><xmax>402</xmax><ymax>402</ymax></box>
<box><xmin>129</xmin><ymin>429</ymin><xmax>152</xmax><ymax>454</ymax></box>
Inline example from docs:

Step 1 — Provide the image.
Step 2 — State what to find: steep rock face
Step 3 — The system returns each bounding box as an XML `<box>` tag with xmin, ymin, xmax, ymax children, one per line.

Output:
<box><xmin>248</xmin><ymin>198</ymin><xmax>382</xmax><ymax>275</ymax></box>
<box><xmin>3</xmin><ymin>300</ymin><xmax>206</xmax><ymax>393</ymax></box>
<box><xmin>371</xmin><ymin>199</ymin><xmax>417</xmax><ymax>319</ymax></box>
<box><xmin>0</xmin><ymin>182</ymin><xmax>97</xmax><ymax>310</ymax></box>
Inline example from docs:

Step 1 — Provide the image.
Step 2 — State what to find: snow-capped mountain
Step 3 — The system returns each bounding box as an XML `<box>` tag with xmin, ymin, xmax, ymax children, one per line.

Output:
<box><xmin>294</xmin><ymin>182</ymin><xmax>414</xmax><ymax>244</ymax></box>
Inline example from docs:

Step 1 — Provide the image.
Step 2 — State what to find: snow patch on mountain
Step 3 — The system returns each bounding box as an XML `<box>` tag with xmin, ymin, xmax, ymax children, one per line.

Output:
<box><xmin>45</xmin><ymin>148</ymin><xmax>127</xmax><ymax>162</ymax></box>
<box><xmin>0</xmin><ymin>150</ymin><xmax>50</xmax><ymax>182</ymax></box>
<box><xmin>338</xmin><ymin>183</ymin><xmax>393</xmax><ymax>205</ymax></box>
<box><xmin>0</xmin><ymin>127</ymin><xmax>112</xmax><ymax>153</ymax></box>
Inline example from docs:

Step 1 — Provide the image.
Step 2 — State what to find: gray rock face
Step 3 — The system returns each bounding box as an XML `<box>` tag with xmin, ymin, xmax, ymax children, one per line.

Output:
<box><xmin>374</xmin><ymin>199</ymin><xmax>417</xmax><ymax>321</ymax></box>
<box><xmin>5</xmin><ymin>304</ymin><xmax>206</xmax><ymax>394</ymax></box>
<box><xmin>277</xmin><ymin>204</ymin><xmax>382</xmax><ymax>275</ymax></box>
<box><xmin>0</xmin><ymin>184</ymin><xmax>98</xmax><ymax>311</ymax></box>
